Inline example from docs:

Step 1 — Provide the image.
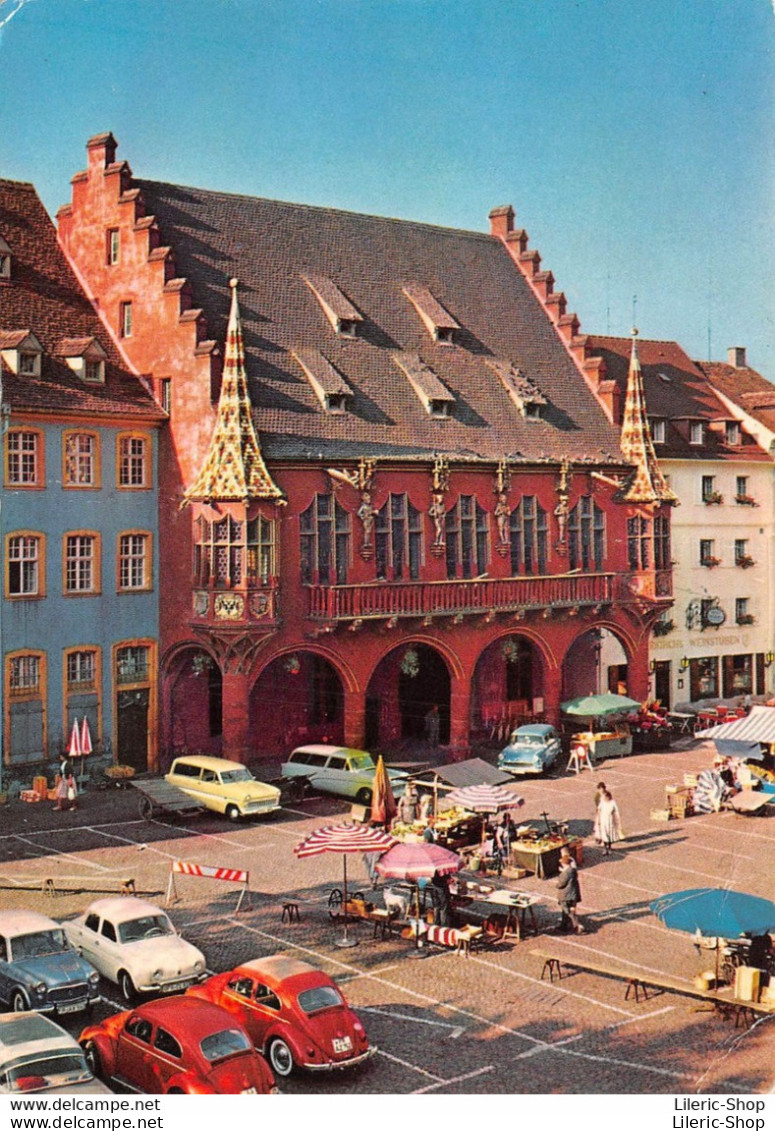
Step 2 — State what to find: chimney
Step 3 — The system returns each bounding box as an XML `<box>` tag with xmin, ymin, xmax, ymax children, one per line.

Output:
<box><xmin>728</xmin><ymin>346</ymin><xmax>747</xmax><ymax>369</ymax></box>
<box><xmin>489</xmin><ymin>205</ymin><xmax>515</xmax><ymax>239</ymax></box>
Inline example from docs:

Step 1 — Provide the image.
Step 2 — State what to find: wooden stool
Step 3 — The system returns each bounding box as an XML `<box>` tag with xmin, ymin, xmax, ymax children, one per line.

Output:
<box><xmin>281</xmin><ymin>902</ymin><xmax>300</xmax><ymax>923</ymax></box>
<box><xmin>455</xmin><ymin>925</ymin><xmax>482</xmax><ymax>957</ymax></box>
<box><xmin>624</xmin><ymin>977</ymin><xmax>650</xmax><ymax>1003</ymax></box>
<box><xmin>541</xmin><ymin>957</ymin><xmax>564</xmax><ymax>982</ymax></box>
<box><xmin>120</xmin><ymin>878</ymin><xmax>136</xmax><ymax>896</ymax></box>
<box><xmin>369</xmin><ymin>908</ymin><xmax>392</xmax><ymax>939</ymax></box>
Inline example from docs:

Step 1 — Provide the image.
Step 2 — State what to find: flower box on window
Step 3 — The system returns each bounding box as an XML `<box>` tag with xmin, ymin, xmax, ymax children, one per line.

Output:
<box><xmin>736</xmin><ymin>555</ymin><xmax>755</xmax><ymax>569</ymax></box>
<box><xmin>701</xmin><ymin>556</ymin><xmax>721</xmax><ymax>568</ymax></box>
<box><xmin>735</xmin><ymin>494</ymin><xmax>758</xmax><ymax>507</ymax></box>
<box><xmin>703</xmin><ymin>491</ymin><xmax>724</xmax><ymax>505</ymax></box>
<box><xmin>653</xmin><ymin>620</ymin><xmax>675</xmax><ymax>637</ymax></box>
<box><xmin>736</xmin><ymin>614</ymin><xmax>755</xmax><ymax>625</ymax></box>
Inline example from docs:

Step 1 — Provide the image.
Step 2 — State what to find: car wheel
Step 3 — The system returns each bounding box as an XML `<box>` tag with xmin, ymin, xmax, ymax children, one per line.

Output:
<box><xmin>225</xmin><ymin>804</ymin><xmax>241</xmax><ymax>822</ymax></box>
<box><xmin>83</xmin><ymin>1041</ymin><xmax>101</xmax><ymax>1078</ymax></box>
<box><xmin>118</xmin><ymin>970</ymin><xmax>136</xmax><ymax>1002</ymax></box>
<box><xmin>10</xmin><ymin>989</ymin><xmax>27</xmax><ymax>1013</ymax></box>
<box><xmin>267</xmin><ymin>1037</ymin><xmax>295</xmax><ymax>1078</ymax></box>
<box><xmin>355</xmin><ymin>788</ymin><xmax>372</xmax><ymax>806</ymax></box>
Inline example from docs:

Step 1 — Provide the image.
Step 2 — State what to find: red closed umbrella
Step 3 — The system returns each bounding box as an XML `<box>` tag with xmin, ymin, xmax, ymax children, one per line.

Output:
<box><xmin>67</xmin><ymin>719</ymin><xmax>81</xmax><ymax>760</ymax></box>
<box><xmin>294</xmin><ymin>823</ymin><xmax>395</xmax><ymax>947</ymax></box>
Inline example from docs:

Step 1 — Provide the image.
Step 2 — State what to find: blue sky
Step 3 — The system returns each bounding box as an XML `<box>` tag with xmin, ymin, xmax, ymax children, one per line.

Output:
<box><xmin>1</xmin><ymin>0</ymin><xmax>773</xmax><ymax>374</ymax></box>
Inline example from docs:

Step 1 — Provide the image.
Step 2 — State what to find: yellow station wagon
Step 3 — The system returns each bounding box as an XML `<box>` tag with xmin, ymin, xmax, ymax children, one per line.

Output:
<box><xmin>165</xmin><ymin>755</ymin><xmax>281</xmax><ymax>822</ymax></box>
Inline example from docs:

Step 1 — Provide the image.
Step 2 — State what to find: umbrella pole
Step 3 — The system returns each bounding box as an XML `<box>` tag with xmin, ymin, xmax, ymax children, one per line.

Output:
<box><xmin>406</xmin><ymin>881</ymin><xmax>428</xmax><ymax>959</ymax></box>
<box><xmin>336</xmin><ymin>854</ymin><xmax>357</xmax><ymax>949</ymax></box>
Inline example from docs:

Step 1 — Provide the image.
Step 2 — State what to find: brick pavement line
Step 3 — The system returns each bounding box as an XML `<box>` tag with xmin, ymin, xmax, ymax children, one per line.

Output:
<box><xmin>696</xmin><ymin>820</ymin><xmax>775</xmax><ymax>846</ymax></box>
<box><xmin>223</xmin><ymin>914</ymin><xmax>692</xmax><ymax>1082</ymax></box>
<box><xmin>375</xmin><ymin>1048</ymin><xmax>445</xmax><ymax>1082</ymax></box>
<box><xmin>412</xmin><ymin>1065</ymin><xmax>494</xmax><ymax>1094</ymax></box>
<box><xmin>513</xmin><ymin>1004</ymin><xmax>677</xmax><ymax>1060</ymax></box>
<box><xmin>139</xmin><ymin>816</ymin><xmax>277</xmax><ymax>851</ymax></box>
<box><xmin>9</xmin><ymin>833</ymin><xmax>111</xmax><ymax>872</ymax></box>
<box><xmin>467</xmin><ymin>954</ymin><xmax>636</xmax><ymax>1018</ymax></box>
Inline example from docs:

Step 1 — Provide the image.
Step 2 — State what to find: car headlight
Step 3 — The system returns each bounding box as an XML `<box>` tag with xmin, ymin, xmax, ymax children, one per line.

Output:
<box><xmin>194</xmin><ymin>960</ymin><xmax>205</xmax><ymax>973</ymax></box>
<box><xmin>152</xmin><ymin>969</ymin><xmax>163</xmax><ymax>980</ymax></box>
<box><xmin>88</xmin><ymin>971</ymin><xmax>100</xmax><ymax>985</ymax></box>
<box><xmin>33</xmin><ymin>982</ymin><xmax>47</xmax><ymax>996</ymax></box>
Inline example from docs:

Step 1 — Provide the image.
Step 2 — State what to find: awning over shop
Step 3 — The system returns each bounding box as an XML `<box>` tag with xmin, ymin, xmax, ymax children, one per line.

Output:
<box><xmin>696</xmin><ymin>705</ymin><xmax>775</xmax><ymax>745</ymax></box>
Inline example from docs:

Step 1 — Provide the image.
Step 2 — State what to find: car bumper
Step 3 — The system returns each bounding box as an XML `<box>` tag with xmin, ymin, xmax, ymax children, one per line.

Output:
<box><xmin>498</xmin><ymin>763</ymin><xmax>545</xmax><ymax>775</ymax></box>
<box><xmin>137</xmin><ymin>974</ymin><xmax>205</xmax><ymax>994</ymax></box>
<box><xmin>302</xmin><ymin>1046</ymin><xmax>375</xmax><ymax>1071</ymax></box>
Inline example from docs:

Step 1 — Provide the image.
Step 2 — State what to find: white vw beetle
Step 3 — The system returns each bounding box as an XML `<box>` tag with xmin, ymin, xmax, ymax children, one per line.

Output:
<box><xmin>62</xmin><ymin>897</ymin><xmax>207</xmax><ymax>1002</ymax></box>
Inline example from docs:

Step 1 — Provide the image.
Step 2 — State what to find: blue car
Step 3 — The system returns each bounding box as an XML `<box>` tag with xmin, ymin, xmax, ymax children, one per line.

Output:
<box><xmin>0</xmin><ymin>911</ymin><xmax>100</xmax><ymax>1016</ymax></box>
<box><xmin>497</xmin><ymin>724</ymin><xmax>562</xmax><ymax>775</ymax></box>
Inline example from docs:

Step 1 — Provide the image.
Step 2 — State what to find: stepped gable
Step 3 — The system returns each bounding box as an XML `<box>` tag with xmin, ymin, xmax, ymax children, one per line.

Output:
<box><xmin>131</xmin><ymin>177</ymin><xmax>623</xmax><ymax>465</ymax></box>
<box><xmin>586</xmin><ymin>335</ymin><xmax>772</xmax><ymax>464</ymax></box>
<box><xmin>0</xmin><ymin>178</ymin><xmax>162</xmax><ymax>419</ymax></box>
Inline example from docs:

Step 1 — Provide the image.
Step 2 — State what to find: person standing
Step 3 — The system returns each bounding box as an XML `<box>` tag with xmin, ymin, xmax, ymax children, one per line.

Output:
<box><xmin>596</xmin><ymin>788</ymin><xmax>622</xmax><ymax>855</ymax></box>
<box><xmin>54</xmin><ymin>757</ymin><xmax>77</xmax><ymax>812</ymax></box>
<box><xmin>593</xmin><ymin>781</ymin><xmax>607</xmax><ymax>844</ymax></box>
<box><xmin>424</xmin><ymin>704</ymin><xmax>440</xmax><ymax>746</ymax></box>
<box><xmin>556</xmin><ymin>850</ymin><xmax>583</xmax><ymax>933</ymax></box>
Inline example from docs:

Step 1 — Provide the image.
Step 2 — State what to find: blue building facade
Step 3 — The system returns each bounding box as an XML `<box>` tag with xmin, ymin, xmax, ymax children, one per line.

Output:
<box><xmin>1</xmin><ymin>179</ymin><xmax>163</xmax><ymax>787</ymax></box>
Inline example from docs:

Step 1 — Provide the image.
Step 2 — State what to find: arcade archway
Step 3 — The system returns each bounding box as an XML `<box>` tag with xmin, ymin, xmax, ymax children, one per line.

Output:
<box><xmin>471</xmin><ymin>634</ymin><xmax>546</xmax><ymax>738</ymax></box>
<box><xmin>365</xmin><ymin>644</ymin><xmax>451</xmax><ymax>749</ymax></box>
<box><xmin>165</xmin><ymin>646</ymin><xmax>222</xmax><ymax>765</ymax></box>
<box><xmin>249</xmin><ymin>651</ymin><xmax>344</xmax><ymax>755</ymax></box>
<box><xmin>563</xmin><ymin>628</ymin><xmax>630</xmax><ymax>701</ymax></box>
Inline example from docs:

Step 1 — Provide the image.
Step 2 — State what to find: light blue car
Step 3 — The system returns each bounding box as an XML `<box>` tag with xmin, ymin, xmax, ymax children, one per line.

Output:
<box><xmin>497</xmin><ymin>724</ymin><xmax>562</xmax><ymax>775</ymax></box>
<box><xmin>0</xmin><ymin>911</ymin><xmax>100</xmax><ymax>1016</ymax></box>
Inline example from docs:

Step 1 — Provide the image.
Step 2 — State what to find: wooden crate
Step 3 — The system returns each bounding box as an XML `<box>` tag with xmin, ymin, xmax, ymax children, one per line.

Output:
<box><xmin>650</xmin><ymin>808</ymin><xmax>673</xmax><ymax>822</ymax></box>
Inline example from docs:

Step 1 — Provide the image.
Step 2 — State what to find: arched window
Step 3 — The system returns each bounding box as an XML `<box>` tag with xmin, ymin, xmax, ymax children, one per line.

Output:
<box><xmin>300</xmin><ymin>494</ymin><xmax>350</xmax><ymax>585</ymax></box>
<box><xmin>509</xmin><ymin>497</ymin><xmax>547</xmax><ymax>575</ymax></box>
<box><xmin>569</xmin><ymin>497</ymin><xmax>605</xmax><ymax>572</ymax></box>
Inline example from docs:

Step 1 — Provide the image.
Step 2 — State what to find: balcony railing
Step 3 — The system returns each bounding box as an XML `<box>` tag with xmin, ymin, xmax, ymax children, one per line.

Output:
<box><xmin>307</xmin><ymin>570</ymin><xmax>669</xmax><ymax>622</ymax></box>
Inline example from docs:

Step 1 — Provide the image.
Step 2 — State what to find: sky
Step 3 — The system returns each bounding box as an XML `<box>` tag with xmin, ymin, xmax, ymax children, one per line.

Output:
<box><xmin>1</xmin><ymin>0</ymin><xmax>774</xmax><ymax>375</ymax></box>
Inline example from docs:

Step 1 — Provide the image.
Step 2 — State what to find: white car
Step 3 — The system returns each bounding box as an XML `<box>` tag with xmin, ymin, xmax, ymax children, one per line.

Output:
<box><xmin>63</xmin><ymin>897</ymin><xmax>207</xmax><ymax>1002</ymax></box>
<box><xmin>281</xmin><ymin>745</ymin><xmax>407</xmax><ymax>804</ymax></box>
<box><xmin>0</xmin><ymin>1011</ymin><xmax>111</xmax><ymax>1094</ymax></box>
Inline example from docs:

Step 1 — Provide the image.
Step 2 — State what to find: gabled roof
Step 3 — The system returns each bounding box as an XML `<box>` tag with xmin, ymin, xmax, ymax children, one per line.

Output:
<box><xmin>587</xmin><ymin>335</ymin><xmax>772</xmax><ymax>464</ymax></box>
<box><xmin>700</xmin><ymin>360</ymin><xmax>775</xmax><ymax>435</ymax></box>
<box><xmin>0</xmin><ymin>179</ymin><xmax>162</xmax><ymax>420</ymax></box>
<box><xmin>134</xmin><ymin>178</ymin><xmax>625</xmax><ymax>465</ymax></box>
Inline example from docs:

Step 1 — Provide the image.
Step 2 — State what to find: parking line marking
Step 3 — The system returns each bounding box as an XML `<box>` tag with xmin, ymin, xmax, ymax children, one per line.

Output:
<box><xmin>9</xmin><ymin>834</ymin><xmax>110</xmax><ymax>871</ymax></box>
<box><xmin>376</xmin><ymin>1048</ymin><xmax>444</xmax><ymax>1082</ymax></box>
<box><xmin>468</xmin><ymin>955</ymin><xmax>636</xmax><ymax>1017</ymax></box>
<box><xmin>359</xmin><ymin>1006</ymin><xmax>465</xmax><ymax>1031</ymax></box>
<box><xmin>413</xmin><ymin>1066</ymin><xmax>494</xmax><ymax>1093</ymax></box>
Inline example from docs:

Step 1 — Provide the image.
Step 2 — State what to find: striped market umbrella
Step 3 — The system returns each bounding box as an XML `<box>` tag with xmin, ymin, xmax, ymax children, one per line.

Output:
<box><xmin>445</xmin><ymin>783</ymin><xmax>524</xmax><ymax>815</ymax></box>
<box><xmin>294</xmin><ymin>823</ymin><xmax>395</xmax><ymax>947</ymax></box>
<box><xmin>375</xmin><ymin>842</ymin><xmax>463</xmax><ymax>954</ymax></box>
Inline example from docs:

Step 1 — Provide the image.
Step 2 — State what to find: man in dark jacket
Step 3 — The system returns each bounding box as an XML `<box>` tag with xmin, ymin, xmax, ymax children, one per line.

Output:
<box><xmin>556</xmin><ymin>850</ymin><xmax>583</xmax><ymax>933</ymax></box>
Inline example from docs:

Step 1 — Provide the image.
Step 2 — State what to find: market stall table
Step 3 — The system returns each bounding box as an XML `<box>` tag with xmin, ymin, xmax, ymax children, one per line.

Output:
<box><xmin>508</xmin><ymin>835</ymin><xmax>582</xmax><ymax>879</ymax></box>
<box><xmin>668</xmin><ymin>712</ymin><xmax>695</xmax><ymax>735</ymax></box>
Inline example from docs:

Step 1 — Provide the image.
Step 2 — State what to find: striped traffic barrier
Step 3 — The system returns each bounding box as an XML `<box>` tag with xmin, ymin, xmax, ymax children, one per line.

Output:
<box><xmin>166</xmin><ymin>858</ymin><xmax>250</xmax><ymax>913</ymax></box>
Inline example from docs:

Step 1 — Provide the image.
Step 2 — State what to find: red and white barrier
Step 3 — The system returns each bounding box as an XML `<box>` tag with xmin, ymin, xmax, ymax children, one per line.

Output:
<box><xmin>166</xmin><ymin>858</ymin><xmax>250</xmax><ymax>912</ymax></box>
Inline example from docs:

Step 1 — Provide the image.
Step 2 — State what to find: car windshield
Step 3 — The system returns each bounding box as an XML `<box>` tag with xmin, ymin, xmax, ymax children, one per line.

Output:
<box><xmin>297</xmin><ymin>985</ymin><xmax>343</xmax><ymax>1013</ymax></box>
<box><xmin>199</xmin><ymin>1028</ymin><xmax>251</xmax><ymax>1064</ymax></box>
<box><xmin>0</xmin><ymin>1052</ymin><xmax>91</xmax><ymax>1092</ymax></box>
<box><xmin>117</xmin><ymin>915</ymin><xmax>174</xmax><ymax>944</ymax></box>
<box><xmin>219</xmin><ymin>769</ymin><xmax>254</xmax><ymax>784</ymax></box>
<box><xmin>9</xmin><ymin>930</ymin><xmax>68</xmax><ymax>960</ymax></box>
<box><xmin>348</xmin><ymin>754</ymin><xmax>375</xmax><ymax>771</ymax></box>
<box><xmin>514</xmin><ymin>735</ymin><xmax>542</xmax><ymax>747</ymax></box>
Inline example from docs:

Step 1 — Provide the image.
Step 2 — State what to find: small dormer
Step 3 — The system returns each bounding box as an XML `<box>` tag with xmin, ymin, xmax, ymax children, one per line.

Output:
<box><xmin>486</xmin><ymin>359</ymin><xmax>547</xmax><ymax>420</ymax></box>
<box><xmin>392</xmin><ymin>352</ymin><xmax>456</xmax><ymax>417</ymax></box>
<box><xmin>293</xmin><ymin>348</ymin><xmax>354</xmax><ymax>414</ymax></box>
<box><xmin>0</xmin><ymin>236</ymin><xmax>11</xmax><ymax>281</ymax></box>
<box><xmin>402</xmin><ymin>284</ymin><xmax>460</xmax><ymax>344</ymax></box>
<box><xmin>302</xmin><ymin>274</ymin><xmax>363</xmax><ymax>338</ymax></box>
<box><xmin>55</xmin><ymin>337</ymin><xmax>107</xmax><ymax>384</ymax></box>
<box><xmin>0</xmin><ymin>330</ymin><xmax>43</xmax><ymax>377</ymax></box>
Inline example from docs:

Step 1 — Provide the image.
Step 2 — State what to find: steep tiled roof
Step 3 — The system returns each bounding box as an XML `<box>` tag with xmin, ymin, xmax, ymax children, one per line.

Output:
<box><xmin>0</xmin><ymin>179</ymin><xmax>163</xmax><ymax>420</ymax></box>
<box><xmin>587</xmin><ymin>335</ymin><xmax>772</xmax><ymax>463</ymax></box>
<box><xmin>700</xmin><ymin>361</ymin><xmax>775</xmax><ymax>434</ymax></box>
<box><xmin>135</xmin><ymin>179</ymin><xmax>624</xmax><ymax>464</ymax></box>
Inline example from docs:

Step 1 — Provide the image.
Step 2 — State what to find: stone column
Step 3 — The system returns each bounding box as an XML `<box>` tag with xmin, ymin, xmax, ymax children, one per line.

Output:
<box><xmin>343</xmin><ymin>687</ymin><xmax>366</xmax><ymax>749</ymax></box>
<box><xmin>220</xmin><ymin>671</ymin><xmax>251</xmax><ymax>762</ymax></box>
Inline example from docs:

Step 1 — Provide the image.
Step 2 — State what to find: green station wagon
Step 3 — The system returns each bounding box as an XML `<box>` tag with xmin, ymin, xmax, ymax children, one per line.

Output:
<box><xmin>281</xmin><ymin>745</ymin><xmax>407</xmax><ymax>805</ymax></box>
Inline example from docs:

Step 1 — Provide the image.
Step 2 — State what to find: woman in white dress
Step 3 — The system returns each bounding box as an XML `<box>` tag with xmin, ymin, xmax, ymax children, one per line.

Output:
<box><xmin>595</xmin><ymin>789</ymin><xmax>622</xmax><ymax>855</ymax></box>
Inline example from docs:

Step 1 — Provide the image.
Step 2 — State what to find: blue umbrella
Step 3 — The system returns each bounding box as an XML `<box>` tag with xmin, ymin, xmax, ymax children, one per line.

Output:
<box><xmin>651</xmin><ymin>888</ymin><xmax>775</xmax><ymax>940</ymax></box>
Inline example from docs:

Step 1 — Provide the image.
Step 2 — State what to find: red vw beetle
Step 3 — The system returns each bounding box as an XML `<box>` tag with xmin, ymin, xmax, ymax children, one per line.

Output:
<box><xmin>79</xmin><ymin>997</ymin><xmax>277</xmax><ymax>1094</ymax></box>
<box><xmin>187</xmin><ymin>956</ymin><xmax>373</xmax><ymax>1077</ymax></box>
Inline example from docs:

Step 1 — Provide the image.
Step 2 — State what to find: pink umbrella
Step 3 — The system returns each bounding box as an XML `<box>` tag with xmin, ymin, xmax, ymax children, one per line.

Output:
<box><xmin>67</xmin><ymin>719</ymin><xmax>81</xmax><ymax>760</ymax></box>
<box><xmin>80</xmin><ymin>717</ymin><xmax>93</xmax><ymax>756</ymax></box>
<box><xmin>294</xmin><ymin>823</ymin><xmax>395</xmax><ymax>947</ymax></box>
<box><xmin>375</xmin><ymin>842</ymin><xmax>462</xmax><ymax>954</ymax></box>
<box><xmin>445</xmin><ymin>783</ymin><xmax>524</xmax><ymax>845</ymax></box>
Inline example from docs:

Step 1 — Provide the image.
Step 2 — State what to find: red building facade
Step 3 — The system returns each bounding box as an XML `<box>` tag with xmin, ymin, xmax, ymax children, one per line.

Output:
<box><xmin>58</xmin><ymin>133</ymin><xmax>673</xmax><ymax>768</ymax></box>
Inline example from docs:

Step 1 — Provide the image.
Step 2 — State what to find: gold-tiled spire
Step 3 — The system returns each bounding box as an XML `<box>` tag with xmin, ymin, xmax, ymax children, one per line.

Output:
<box><xmin>184</xmin><ymin>279</ymin><xmax>283</xmax><ymax>504</ymax></box>
<box><xmin>618</xmin><ymin>330</ymin><xmax>677</xmax><ymax>505</ymax></box>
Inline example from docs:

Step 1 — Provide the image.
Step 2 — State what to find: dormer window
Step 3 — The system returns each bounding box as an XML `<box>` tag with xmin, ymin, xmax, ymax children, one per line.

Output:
<box><xmin>56</xmin><ymin>338</ymin><xmax>106</xmax><ymax>385</ymax></box>
<box><xmin>292</xmin><ymin>349</ymin><xmax>354</xmax><ymax>415</ymax></box>
<box><xmin>486</xmin><ymin>359</ymin><xmax>547</xmax><ymax>420</ymax></box>
<box><xmin>302</xmin><ymin>275</ymin><xmax>363</xmax><ymax>338</ymax></box>
<box><xmin>392</xmin><ymin>352</ymin><xmax>455</xmax><ymax>418</ymax></box>
<box><xmin>726</xmin><ymin>421</ymin><xmax>741</xmax><ymax>446</ymax></box>
<box><xmin>402</xmin><ymin>284</ymin><xmax>459</xmax><ymax>344</ymax></box>
<box><xmin>0</xmin><ymin>330</ymin><xmax>43</xmax><ymax>377</ymax></box>
<box><xmin>689</xmin><ymin>421</ymin><xmax>704</xmax><ymax>446</ymax></box>
<box><xmin>649</xmin><ymin>418</ymin><xmax>666</xmax><ymax>444</ymax></box>
<box><xmin>0</xmin><ymin>236</ymin><xmax>11</xmax><ymax>280</ymax></box>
